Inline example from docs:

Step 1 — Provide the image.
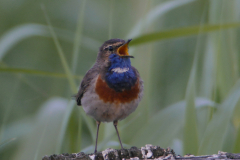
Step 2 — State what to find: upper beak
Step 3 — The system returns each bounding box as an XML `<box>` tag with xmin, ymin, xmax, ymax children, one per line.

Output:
<box><xmin>117</xmin><ymin>39</ymin><xmax>134</xmax><ymax>58</ymax></box>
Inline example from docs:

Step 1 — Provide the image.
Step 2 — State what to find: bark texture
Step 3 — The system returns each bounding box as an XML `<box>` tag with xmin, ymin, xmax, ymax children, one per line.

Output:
<box><xmin>42</xmin><ymin>144</ymin><xmax>240</xmax><ymax>160</ymax></box>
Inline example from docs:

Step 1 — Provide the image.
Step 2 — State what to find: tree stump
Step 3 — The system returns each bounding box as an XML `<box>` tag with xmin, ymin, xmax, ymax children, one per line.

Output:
<box><xmin>42</xmin><ymin>144</ymin><xmax>240</xmax><ymax>160</ymax></box>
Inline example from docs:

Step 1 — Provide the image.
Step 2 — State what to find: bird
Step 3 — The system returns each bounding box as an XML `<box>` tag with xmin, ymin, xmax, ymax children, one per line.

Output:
<box><xmin>75</xmin><ymin>38</ymin><xmax>143</xmax><ymax>153</ymax></box>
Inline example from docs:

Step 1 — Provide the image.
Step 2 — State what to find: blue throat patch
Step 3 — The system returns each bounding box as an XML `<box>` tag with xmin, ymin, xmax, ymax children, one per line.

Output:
<box><xmin>105</xmin><ymin>54</ymin><xmax>137</xmax><ymax>92</ymax></box>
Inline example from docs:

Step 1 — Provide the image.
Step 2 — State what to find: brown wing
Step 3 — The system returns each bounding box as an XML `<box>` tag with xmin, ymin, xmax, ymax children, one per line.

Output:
<box><xmin>75</xmin><ymin>66</ymin><xmax>99</xmax><ymax>106</ymax></box>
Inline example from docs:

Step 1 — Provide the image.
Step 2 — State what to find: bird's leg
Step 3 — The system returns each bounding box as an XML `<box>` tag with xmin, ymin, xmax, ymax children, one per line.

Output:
<box><xmin>94</xmin><ymin>121</ymin><xmax>101</xmax><ymax>153</ymax></box>
<box><xmin>113</xmin><ymin>120</ymin><xmax>124</xmax><ymax>149</ymax></box>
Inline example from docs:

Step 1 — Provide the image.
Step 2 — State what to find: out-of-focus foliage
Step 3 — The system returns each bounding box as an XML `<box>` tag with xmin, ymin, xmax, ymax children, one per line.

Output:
<box><xmin>1</xmin><ymin>0</ymin><xmax>240</xmax><ymax>159</ymax></box>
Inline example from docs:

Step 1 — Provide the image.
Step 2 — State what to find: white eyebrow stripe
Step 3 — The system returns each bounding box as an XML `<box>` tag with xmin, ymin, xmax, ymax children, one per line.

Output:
<box><xmin>103</xmin><ymin>42</ymin><xmax>123</xmax><ymax>50</ymax></box>
<box><xmin>111</xmin><ymin>67</ymin><xmax>129</xmax><ymax>73</ymax></box>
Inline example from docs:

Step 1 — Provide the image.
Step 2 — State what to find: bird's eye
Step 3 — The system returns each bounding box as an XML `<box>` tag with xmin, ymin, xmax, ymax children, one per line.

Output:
<box><xmin>108</xmin><ymin>46</ymin><xmax>113</xmax><ymax>51</ymax></box>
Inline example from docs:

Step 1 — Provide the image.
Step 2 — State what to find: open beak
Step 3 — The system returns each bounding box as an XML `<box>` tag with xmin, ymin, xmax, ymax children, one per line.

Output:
<box><xmin>117</xmin><ymin>39</ymin><xmax>134</xmax><ymax>58</ymax></box>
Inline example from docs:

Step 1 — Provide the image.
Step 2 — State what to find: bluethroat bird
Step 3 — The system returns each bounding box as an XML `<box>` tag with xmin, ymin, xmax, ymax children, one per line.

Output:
<box><xmin>75</xmin><ymin>39</ymin><xmax>143</xmax><ymax>153</ymax></box>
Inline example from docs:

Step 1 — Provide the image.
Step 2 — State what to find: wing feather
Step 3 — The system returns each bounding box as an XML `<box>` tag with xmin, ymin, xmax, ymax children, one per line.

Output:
<box><xmin>75</xmin><ymin>66</ymin><xmax>99</xmax><ymax>106</ymax></box>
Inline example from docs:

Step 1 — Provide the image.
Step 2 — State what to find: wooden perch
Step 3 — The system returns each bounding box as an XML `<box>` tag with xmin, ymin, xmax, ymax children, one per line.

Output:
<box><xmin>42</xmin><ymin>144</ymin><xmax>240</xmax><ymax>160</ymax></box>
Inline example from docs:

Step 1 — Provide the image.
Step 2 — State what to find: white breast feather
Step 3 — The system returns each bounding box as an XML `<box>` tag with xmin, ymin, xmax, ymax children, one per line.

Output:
<box><xmin>111</xmin><ymin>67</ymin><xmax>129</xmax><ymax>73</ymax></box>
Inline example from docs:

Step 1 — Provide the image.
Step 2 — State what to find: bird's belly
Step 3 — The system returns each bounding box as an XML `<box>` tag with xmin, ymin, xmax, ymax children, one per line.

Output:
<box><xmin>82</xmin><ymin>95</ymin><xmax>139</xmax><ymax>122</ymax></box>
<box><xmin>81</xmin><ymin>76</ymin><xmax>142</xmax><ymax>122</ymax></box>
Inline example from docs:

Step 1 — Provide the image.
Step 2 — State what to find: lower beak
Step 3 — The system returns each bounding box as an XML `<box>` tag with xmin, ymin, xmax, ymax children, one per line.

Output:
<box><xmin>117</xmin><ymin>39</ymin><xmax>132</xmax><ymax>57</ymax></box>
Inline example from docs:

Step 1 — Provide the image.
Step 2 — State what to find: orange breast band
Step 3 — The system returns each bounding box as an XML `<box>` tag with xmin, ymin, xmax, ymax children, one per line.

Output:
<box><xmin>95</xmin><ymin>75</ymin><xmax>139</xmax><ymax>104</ymax></box>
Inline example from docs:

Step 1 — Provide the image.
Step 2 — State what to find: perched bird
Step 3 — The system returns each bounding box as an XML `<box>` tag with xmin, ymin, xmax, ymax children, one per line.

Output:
<box><xmin>75</xmin><ymin>38</ymin><xmax>143</xmax><ymax>153</ymax></box>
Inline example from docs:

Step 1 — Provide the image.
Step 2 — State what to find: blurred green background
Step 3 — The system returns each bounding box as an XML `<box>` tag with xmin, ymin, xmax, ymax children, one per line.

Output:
<box><xmin>1</xmin><ymin>0</ymin><xmax>240</xmax><ymax>159</ymax></box>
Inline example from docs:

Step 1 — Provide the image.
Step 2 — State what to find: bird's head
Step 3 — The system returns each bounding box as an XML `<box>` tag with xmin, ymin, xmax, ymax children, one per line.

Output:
<box><xmin>97</xmin><ymin>39</ymin><xmax>133</xmax><ymax>68</ymax></box>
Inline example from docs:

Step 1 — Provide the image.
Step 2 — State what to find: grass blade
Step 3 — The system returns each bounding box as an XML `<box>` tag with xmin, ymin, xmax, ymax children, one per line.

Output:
<box><xmin>183</xmin><ymin>3</ymin><xmax>208</xmax><ymax>154</ymax></box>
<box><xmin>71</xmin><ymin>0</ymin><xmax>86</xmax><ymax>74</ymax></box>
<box><xmin>233</xmin><ymin>126</ymin><xmax>240</xmax><ymax>152</ymax></box>
<box><xmin>130</xmin><ymin>23</ymin><xmax>240</xmax><ymax>46</ymax></box>
<box><xmin>0</xmin><ymin>24</ymin><xmax>49</xmax><ymax>60</ymax></box>
<box><xmin>71</xmin><ymin>0</ymin><xmax>87</xmax><ymax>151</ymax></box>
<box><xmin>131</xmin><ymin>98</ymin><xmax>214</xmax><ymax>150</ymax></box>
<box><xmin>41</xmin><ymin>5</ymin><xmax>96</xmax><ymax>151</ymax></box>
<box><xmin>0</xmin><ymin>23</ymin><xmax>102</xmax><ymax>62</ymax></box>
<box><xmin>198</xmin><ymin>79</ymin><xmax>240</xmax><ymax>155</ymax></box>
<box><xmin>0</xmin><ymin>67</ymin><xmax>82</xmax><ymax>79</ymax></box>
<box><xmin>13</xmin><ymin>98</ymin><xmax>69</xmax><ymax>159</ymax></box>
<box><xmin>184</xmin><ymin>69</ymin><xmax>198</xmax><ymax>155</ymax></box>
<box><xmin>41</xmin><ymin>5</ymin><xmax>76</xmax><ymax>93</ymax></box>
<box><xmin>0</xmin><ymin>138</ymin><xmax>16</xmax><ymax>150</ymax></box>
<box><xmin>128</xmin><ymin>0</ymin><xmax>196</xmax><ymax>38</ymax></box>
<box><xmin>55</xmin><ymin>100</ymin><xmax>75</xmax><ymax>153</ymax></box>
<box><xmin>108</xmin><ymin>0</ymin><xmax>115</xmax><ymax>39</ymax></box>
